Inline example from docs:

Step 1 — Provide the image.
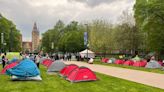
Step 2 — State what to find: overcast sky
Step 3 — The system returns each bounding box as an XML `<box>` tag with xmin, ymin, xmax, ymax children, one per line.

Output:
<box><xmin>0</xmin><ymin>0</ymin><xmax>135</xmax><ymax>41</ymax></box>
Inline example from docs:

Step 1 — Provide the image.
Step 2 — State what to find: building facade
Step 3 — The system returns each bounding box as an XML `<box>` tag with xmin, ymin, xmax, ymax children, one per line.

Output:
<box><xmin>32</xmin><ymin>22</ymin><xmax>40</xmax><ymax>52</ymax></box>
<box><xmin>22</xmin><ymin>22</ymin><xmax>40</xmax><ymax>53</ymax></box>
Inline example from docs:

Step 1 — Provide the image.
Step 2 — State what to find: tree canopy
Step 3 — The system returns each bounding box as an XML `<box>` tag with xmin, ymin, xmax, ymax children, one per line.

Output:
<box><xmin>134</xmin><ymin>0</ymin><xmax>164</xmax><ymax>56</ymax></box>
<box><xmin>0</xmin><ymin>14</ymin><xmax>22</xmax><ymax>52</ymax></box>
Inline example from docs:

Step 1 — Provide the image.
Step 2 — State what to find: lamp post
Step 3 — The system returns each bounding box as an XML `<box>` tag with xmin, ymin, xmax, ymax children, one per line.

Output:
<box><xmin>1</xmin><ymin>33</ymin><xmax>4</xmax><ymax>52</ymax></box>
<box><xmin>85</xmin><ymin>24</ymin><xmax>89</xmax><ymax>61</ymax></box>
<box><xmin>0</xmin><ymin>14</ymin><xmax>4</xmax><ymax>53</ymax></box>
<box><xmin>10</xmin><ymin>24</ymin><xmax>14</xmax><ymax>52</ymax></box>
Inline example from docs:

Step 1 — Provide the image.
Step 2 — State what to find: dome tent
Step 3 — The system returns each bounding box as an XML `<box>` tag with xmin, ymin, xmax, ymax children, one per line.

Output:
<box><xmin>6</xmin><ymin>59</ymin><xmax>42</xmax><ymax>81</ymax></box>
<box><xmin>6</xmin><ymin>52</ymin><xmax>21</xmax><ymax>61</ymax></box>
<box><xmin>123</xmin><ymin>60</ymin><xmax>134</xmax><ymax>66</ymax></box>
<box><xmin>107</xmin><ymin>58</ymin><xmax>116</xmax><ymax>63</ymax></box>
<box><xmin>115</xmin><ymin>59</ymin><xmax>125</xmax><ymax>64</ymax></box>
<box><xmin>66</xmin><ymin>67</ymin><xmax>97</xmax><ymax>82</ymax></box>
<box><xmin>133</xmin><ymin>60</ymin><xmax>147</xmax><ymax>67</ymax></box>
<box><xmin>39</xmin><ymin>57</ymin><xmax>47</xmax><ymax>64</ymax></box>
<box><xmin>102</xmin><ymin>58</ymin><xmax>109</xmax><ymax>63</ymax></box>
<box><xmin>60</xmin><ymin>64</ymin><xmax>78</xmax><ymax>77</ymax></box>
<box><xmin>1</xmin><ymin>62</ymin><xmax>18</xmax><ymax>74</ymax></box>
<box><xmin>145</xmin><ymin>60</ymin><xmax>162</xmax><ymax>69</ymax></box>
<box><xmin>47</xmin><ymin>60</ymin><xmax>66</xmax><ymax>72</ymax></box>
<box><xmin>132</xmin><ymin>55</ymin><xmax>141</xmax><ymax>62</ymax></box>
<box><xmin>8</xmin><ymin>58</ymin><xmax>18</xmax><ymax>64</ymax></box>
<box><xmin>41</xmin><ymin>59</ymin><xmax>53</xmax><ymax>68</ymax></box>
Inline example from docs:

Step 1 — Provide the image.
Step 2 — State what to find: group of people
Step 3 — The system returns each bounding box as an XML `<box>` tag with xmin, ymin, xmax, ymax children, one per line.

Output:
<box><xmin>21</xmin><ymin>53</ymin><xmax>43</xmax><ymax>68</ymax></box>
<box><xmin>1</xmin><ymin>52</ymin><xmax>42</xmax><ymax>69</ymax></box>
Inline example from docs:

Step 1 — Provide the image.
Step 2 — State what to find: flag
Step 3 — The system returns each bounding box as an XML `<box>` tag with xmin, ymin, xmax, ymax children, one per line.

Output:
<box><xmin>84</xmin><ymin>32</ymin><xmax>88</xmax><ymax>46</ymax></box>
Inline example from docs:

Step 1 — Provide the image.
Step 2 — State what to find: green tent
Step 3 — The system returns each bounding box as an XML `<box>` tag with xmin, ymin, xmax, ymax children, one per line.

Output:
<box><xmin>132</xmin><ymin>55</ymin><xmax>141</xmax><ymax>62</ymax></box>
<box><xmin>6</xmin><ymin>52</ymin><xmax>21</xmax><ymax>61</ymax></box>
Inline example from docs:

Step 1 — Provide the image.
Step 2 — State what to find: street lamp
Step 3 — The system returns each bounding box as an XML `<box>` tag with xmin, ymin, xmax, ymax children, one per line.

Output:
<box><xmin>0</xmin><ymin>13</ymin><xmax>4</xmax><ymax>53</ymax></box>
<box><xmin>85</xmin><ymin>24</ymin><xmax>89</xmax><ymax>61</ymax></box>
<box><xmin>1</xmin><ymin>33</ymin><xmax>4</xmax><ymax>52</ymax></box>
<box><xmin>10</xmin><ymin>24</ymin><xmax>14</xmax><ymax>52</ymax></box>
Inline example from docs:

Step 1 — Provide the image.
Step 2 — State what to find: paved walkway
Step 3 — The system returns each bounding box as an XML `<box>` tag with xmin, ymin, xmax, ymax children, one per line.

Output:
<box><xmin>64</xmin><ymin>61</ymin><xmax>164</xmax><ymax>89</ymax></box>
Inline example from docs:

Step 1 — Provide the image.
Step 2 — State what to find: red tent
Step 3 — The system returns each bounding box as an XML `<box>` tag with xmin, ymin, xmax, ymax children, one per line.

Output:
<box><xmin>101</xmin><ymin>58</ymin><xmax>109</xmax><ymax>63</ymax></box>
<box><xmin>158</xmin><ymin>61</ymin><xmax>163</xmax><ymax>66</ymax></box>
<box><xmin>123</xmin><ymin>60</ymin><xmax>134</xmax><ymax>66</ymax></box>
<box><xmin>60</xmin><ymin>64</ymin><xmax>78</xmax><ymax>77</ymax></box>
<box><xmin>115</xmin><ymin>59</ymin><xmax>125</xmax><ymax>64</ymax></box>
<box><xmin>133</xmin><ymin>60</ymin><xmax>147</xmax><ymax>67</ymax></box>
<box><xmin>41</xmin><ymin>59</ymin><xmax>53</xmax><ymax>68</ymax></box>
<box><xmin>1</xmin><ymin>62</ymin><xmax>18</xmax><ymax>74</ymax></box>
<box><xmin>66</xmin><ymin>67</ymin><xmax>97</xmax><ymax>82</ymax></box>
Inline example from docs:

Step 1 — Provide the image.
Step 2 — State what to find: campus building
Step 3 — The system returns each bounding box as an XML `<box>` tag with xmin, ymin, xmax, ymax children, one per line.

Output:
<box><xmin>22</xmin><ymin>22</ymin><xmax>40</xmax><ymax>53</ymax></box>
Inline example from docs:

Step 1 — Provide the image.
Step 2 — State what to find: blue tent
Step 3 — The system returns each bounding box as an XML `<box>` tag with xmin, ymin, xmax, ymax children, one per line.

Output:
<box><xmin>8</xmin><ymin>58</ymin><xmax>18</xmax><ymax>64</ymax></box>
<box><xmin>6</xmin><ymin>59</ymin><xmax>40</xmax><ymax>77</ymax></box>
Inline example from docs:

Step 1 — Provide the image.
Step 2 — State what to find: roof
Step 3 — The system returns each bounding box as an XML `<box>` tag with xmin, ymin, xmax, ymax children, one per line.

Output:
<box><xmin>80</xmin><ymin>49</ymin><xmax>94</xmax><ymax>54</ymax></box>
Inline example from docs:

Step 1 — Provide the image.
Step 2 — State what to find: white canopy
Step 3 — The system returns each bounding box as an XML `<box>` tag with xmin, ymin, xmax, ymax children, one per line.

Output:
<box><xmin>79</xmin><ymin>49</ymin><xmax>95</xmax><ymax>58</ymax></box>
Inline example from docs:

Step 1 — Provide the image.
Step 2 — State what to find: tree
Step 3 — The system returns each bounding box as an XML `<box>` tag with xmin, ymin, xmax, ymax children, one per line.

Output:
<box><xmin>58</xmin><ymin>31</ymin><xmax>84</xmax><ymax>52</ymax></box>
<box><xmin>114</xmin><ymin>11</ymin><xmax>141</xmax><ymax>55</ymax></box>
<box><xmin>134</xmin><ymin>0</ymin><xmax>164</xmax><ymax>57</ymax></box>
<box><xmin>58</xmin><ymin>21</ymin><xmax>85</xmax><ymax>52</ymax></box>
<box><xmin>41</xmin><ymin>20</ymin><xmax>65</xmax><ymax>53</ymax></box>
<box><xmin>42</xmin><ymin>20</ymin><xmax>85</xmax><ymax>53</ymax></box>
<box><xmin>0</xmin><ymin>14</ymin><xmax>22</xmax><ymax>52</ymax></box>
<box><xmin>89</xmin><ymin>20</ymin><xmax>114</xmax><ymax>56</ymax></box>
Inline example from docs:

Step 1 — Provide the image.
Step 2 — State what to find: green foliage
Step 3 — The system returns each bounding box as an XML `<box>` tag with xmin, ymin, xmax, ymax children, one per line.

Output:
<box><xmin>88</xmin><ymin>14</ymin><xmax>141</xmax><ymax>55</ymax></box>
<box><xmin>42</xmin><ymin>20</ymin><xmax>85</xmax><ymax>53</ymax></box>
<box><xmin>89</xmin><ymin>20</ymin><xmax>114</xmax><ymax>53</ymax></box>
<box><xmin>0</xmin><ymin>14</ymin><xmax>22</xmax><ymax>52</ymax></box>
<box><xmin>134</xmin><ymin>0</ymin><xmax>164</xmax><ymax>55</ymax></box>
<box><xmin>42</xmin><ymin>12</ymin><xmax>141</xmax><ymax>55</ymax></box>
<box><xmin>113</xmin><ymin>24</ymin><xmax>141</xmax><ymax>53</ymax></box>
<box><xmin>58</xmin><ymin>31</ymin><xmax>84</xmax><ymax>52</ymax></box>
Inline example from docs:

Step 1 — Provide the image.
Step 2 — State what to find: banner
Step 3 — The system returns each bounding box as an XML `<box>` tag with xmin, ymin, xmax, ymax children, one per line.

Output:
<box><xmin>84</xmin><ymin>32</ymin><xmax>88</xmax><ymax>46</ymax></box>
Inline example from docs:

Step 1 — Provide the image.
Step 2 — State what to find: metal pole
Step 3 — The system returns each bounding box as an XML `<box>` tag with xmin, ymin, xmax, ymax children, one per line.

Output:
<box><xmin>86</xmin><ymin>24</ymin><xmax>89</xmax><ymax>61</ymax></box>
<box><xmin>1</xmin><ymin>33</ymin><xmax>4</xmax><ymax>52</ymax></box>
<box><xmin>0</xmin><ymin>15</ymin><xmax>3</xmax><ymax>53</ymax></box>
<box><xmin>10</xmin><ymin>26</ymin><xmax>13</xmax><ymax>52</ymax></box>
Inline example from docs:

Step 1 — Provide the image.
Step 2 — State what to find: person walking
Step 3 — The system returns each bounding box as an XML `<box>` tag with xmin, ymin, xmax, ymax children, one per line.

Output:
<box><xmin>2</xmin><ymin>53</ymin><xmax>7</xmax><ymax>68</ymax></box>
<box><xmin>35</xmin><ymin>54</ymin><xmax>40</xmax><ymax>68</ymax></box>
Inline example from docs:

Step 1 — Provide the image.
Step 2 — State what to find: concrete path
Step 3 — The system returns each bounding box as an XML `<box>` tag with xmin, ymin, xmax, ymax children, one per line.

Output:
<box><xmin>64</xmin><ymin>61</ymin><xmax>164</xmax><ymax>89</ymax></box>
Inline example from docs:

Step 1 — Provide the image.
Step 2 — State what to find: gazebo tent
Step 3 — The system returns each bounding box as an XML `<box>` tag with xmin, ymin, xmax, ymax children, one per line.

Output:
<box><xmin>47</xmin><ymin>60</ymin><xmax>66</xmax><ymax>72</ymax></box>
<box><xmin>79</xmin><ymin>49</ymin><xmax>95</xmax><ymax>58</ymax></box>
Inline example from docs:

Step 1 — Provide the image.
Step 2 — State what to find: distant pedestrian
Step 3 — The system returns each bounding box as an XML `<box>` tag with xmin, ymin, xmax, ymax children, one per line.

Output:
<box><xmin>64</xmin><ymin>54</ymin><xmax>67</xmax><ymax>61</ymax></box>
<box><xmin>88</xmin><ymin>58</ymin><xmax>94</xmax><ymax>64</ymax></box>
<box><xmin>68</xmin><ymin>53</ymin><xmax>72</xmax><ymax>61</ymax></box>
<box><xmin>2</xmin><ymin>53</ymin><xmax>7</xmax><ymax>68</ymax></box>
<box><xmin>35</xmin><ymin>55</ymin><xmax>40</xmax><ymax>68</ymax></box>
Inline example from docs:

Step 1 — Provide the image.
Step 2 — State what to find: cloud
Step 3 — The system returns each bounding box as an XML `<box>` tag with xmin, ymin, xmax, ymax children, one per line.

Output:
<box><xmin>0</xmin><ymin>0</ymin><xmax>135</xmax><ymax>41</ymax></box>
<box><xmin>68</xmin><ymin>0</ymin><xmax>118</xmax><ymax>7</ymax></box>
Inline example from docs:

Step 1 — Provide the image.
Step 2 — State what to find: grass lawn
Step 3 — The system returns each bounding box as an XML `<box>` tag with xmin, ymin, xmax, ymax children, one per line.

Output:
<box><xmin>92</xmin><ymin>60</ymin><xmax>164</xmax><ymax>74</ymax></box>
<box><xmin>0</xmin><ymin>65</ymin><xmax>164</xmax><ymax>92</ymax></box>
